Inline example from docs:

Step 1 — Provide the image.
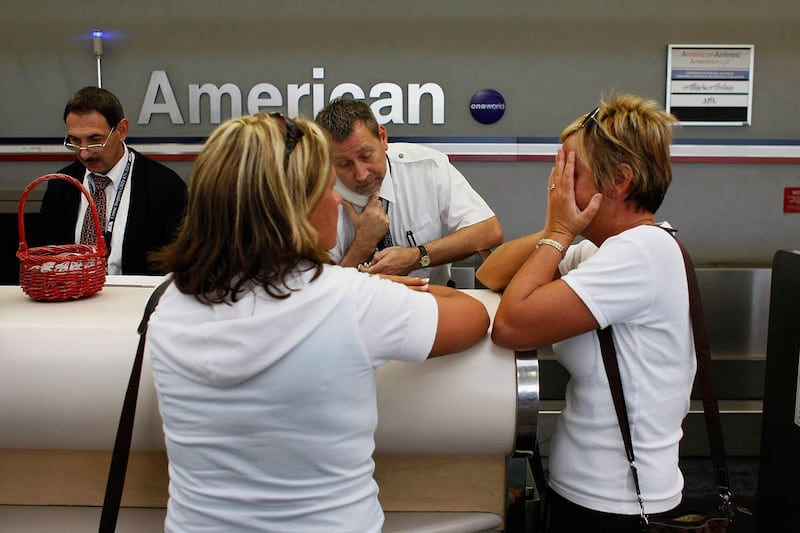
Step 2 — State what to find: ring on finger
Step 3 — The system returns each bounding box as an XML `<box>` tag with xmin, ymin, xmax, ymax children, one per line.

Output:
<box><xmin>548</xmin><ymin>183</ymin><xmax>556</xmax><ymax>191</ymax></box>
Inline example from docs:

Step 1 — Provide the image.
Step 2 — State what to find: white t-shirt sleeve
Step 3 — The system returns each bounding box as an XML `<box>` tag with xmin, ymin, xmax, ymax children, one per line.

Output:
<box><xmin>559</xmin><ymin>239</ymin><xmax>598</xmax><ymax>274</ymax></box>
<box><xmin>560</xmin><ymin>235</ymin><xmax>656</xmax><ymax>329</ymax></box>
<box><xmin>349</xmin><ymin>271</ymin><xmax>439</xmax><ymax>366</ymax></box>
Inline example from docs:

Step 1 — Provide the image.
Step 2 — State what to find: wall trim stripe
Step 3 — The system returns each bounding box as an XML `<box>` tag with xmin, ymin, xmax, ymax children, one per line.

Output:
<box><xmin>2</xmin><ymin>138</ymin><xmax>800</xmax><ymax>165</ymax></box>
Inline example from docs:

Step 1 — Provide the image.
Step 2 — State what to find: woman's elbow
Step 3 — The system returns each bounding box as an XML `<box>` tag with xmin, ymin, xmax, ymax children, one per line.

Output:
<box><xmin>429</xmin><ymin>295</ymin><xmax>490</xmax><ymax>357</ymax></box>
<box><xmin>475</xmin><ymin>270</ymin><xmax>505</xmax><ymax>293</ymax></box>
<box><xmin>475</xmin><ymin>258</ymin><xmax>510</xmax><ymax>292</ymax></box>
<box><xmin>490</xmin><ymin>317</ymin><xmax>515</xmax><ymax>349</ymax></box>
<box><xmin>464</xmin><ymin>303</ymin><xmax>491</xmax><ymax>345</ymax></box>
<box><xmin>491</xmin><ymin>314</ymin><xmax>536</xmax><ymax>351</ymax></box>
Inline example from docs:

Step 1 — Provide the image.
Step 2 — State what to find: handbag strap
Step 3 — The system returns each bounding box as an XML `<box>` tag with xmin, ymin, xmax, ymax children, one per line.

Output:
<box><xmin>674</xmin><ymin>239</ymin><xmax>729</xmax><ymax>492</ymax></box>
<box><xmin>597</xmin><ymin>327</ymin><xmax>647</xmax><ymax>522</ymax></box>
<box><xmin>530</xmin><ymin>441</ymin><xmax>547</xmax><ymax>499</ymax></box>
<box><xmin>598</xmin><ymin>237</ymin><xmax>733</xmax><ymax>525</ymax></box>
<box><xmin>98</xmin><ymin>278</ymin><xmax>173</xmax><ymax>533</ymax></box>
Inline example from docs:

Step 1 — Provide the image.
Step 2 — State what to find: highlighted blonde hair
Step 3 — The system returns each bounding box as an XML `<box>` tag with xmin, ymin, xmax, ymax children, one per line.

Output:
<box><xmin>561</xmin><ymin>93</ymin><xmax>678</xmax><ymax>213</ymax></box>
<box><xmin>152</xmin><ymin>113</ymin><xmax>333</xmax><ymax>303</ymax></box>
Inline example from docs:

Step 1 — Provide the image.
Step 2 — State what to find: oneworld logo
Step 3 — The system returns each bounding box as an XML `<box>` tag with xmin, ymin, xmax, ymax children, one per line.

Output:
<box><xmin>469</xmin><ymin>89</ymin><xmax>506</xmax><ymax>124</ymax></box>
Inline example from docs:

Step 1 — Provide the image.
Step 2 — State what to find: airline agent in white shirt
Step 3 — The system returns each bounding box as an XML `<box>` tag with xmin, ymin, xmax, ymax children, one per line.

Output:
<box><xmin>316</xmin><ymin>97</ymin><xmax>503</xmax><ymax>286</ymax></box>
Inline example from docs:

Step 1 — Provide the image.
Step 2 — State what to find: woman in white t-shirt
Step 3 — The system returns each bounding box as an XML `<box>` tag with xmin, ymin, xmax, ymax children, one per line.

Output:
<box><xmin>477</xmin><ymin>94</ymin><xmax>693</xmax><ymax>532</ymax></box>
<box><xmin>147</xmin><ymin>113</ymin><xmax>489</xmax><ymax>532</ymax></box>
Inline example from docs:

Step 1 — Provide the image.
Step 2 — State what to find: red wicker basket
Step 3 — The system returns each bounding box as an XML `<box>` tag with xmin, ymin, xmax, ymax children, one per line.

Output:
<box><xmin>16</xmin><ymin>173</ymin><xmax>107</xmax><ymax>302</ymax></box>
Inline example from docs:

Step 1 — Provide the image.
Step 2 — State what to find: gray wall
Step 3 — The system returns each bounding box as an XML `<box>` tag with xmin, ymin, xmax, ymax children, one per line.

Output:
<box><xmin>2</xmin><ymin>0</ymin><xmax>799</xmax><ymax>265</ymax></box>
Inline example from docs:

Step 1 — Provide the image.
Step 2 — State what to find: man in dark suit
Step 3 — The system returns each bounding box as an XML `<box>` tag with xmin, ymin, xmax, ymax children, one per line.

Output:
<box><xmin>34</xmin><ymin>87</ymin><xmax>187</xmax><ymax>275</ymax></box>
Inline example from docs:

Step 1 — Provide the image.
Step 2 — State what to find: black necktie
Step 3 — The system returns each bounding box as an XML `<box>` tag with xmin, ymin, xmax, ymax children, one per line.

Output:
<box><xmin>376</xmin><ymin>197</ymin><xmax>393</xmax><ymax>250</ymax></box>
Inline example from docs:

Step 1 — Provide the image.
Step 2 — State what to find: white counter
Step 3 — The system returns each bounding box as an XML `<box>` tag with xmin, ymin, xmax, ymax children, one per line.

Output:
<box><xmin>0</xmin><ymin>283</ymin><xmax>517</xmax><ymax>456</ymax></box>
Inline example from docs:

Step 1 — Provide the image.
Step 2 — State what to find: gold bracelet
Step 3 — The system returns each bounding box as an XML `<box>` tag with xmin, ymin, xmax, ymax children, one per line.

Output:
<box><xmin>536</xmin><ymin>238</ymin><xmax>566</xmax><ymax>258</ymax></box>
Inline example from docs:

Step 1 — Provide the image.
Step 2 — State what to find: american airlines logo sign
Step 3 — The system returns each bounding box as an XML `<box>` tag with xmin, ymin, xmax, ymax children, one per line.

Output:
<box><xmin>137</xmin><ymin>67</ymin><xmax>446</xmax><ymax>126</ymax></box>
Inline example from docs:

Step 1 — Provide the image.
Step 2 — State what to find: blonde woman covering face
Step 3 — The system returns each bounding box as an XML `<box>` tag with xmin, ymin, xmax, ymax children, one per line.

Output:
<box><xmin>478</xmin><ymin>94</ymin><xmax>693</xmax><ymax>533</ymax></box>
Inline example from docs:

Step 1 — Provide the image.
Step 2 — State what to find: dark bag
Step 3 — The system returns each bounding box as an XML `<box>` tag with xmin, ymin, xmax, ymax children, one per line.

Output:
<box><xmin>597</xmin><ymin>238</ymin><xmax>748</xmax><ymax>533</ymax></box>
<box><xmin>646</xmin><ymin>510</ymin><xmax>732</xmax><ymax>533</ymax></box>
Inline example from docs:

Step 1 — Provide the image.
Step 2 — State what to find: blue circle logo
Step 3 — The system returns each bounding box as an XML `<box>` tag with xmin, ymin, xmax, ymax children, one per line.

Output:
<box><xmin>469</xmin><ymin>89</ymin><xmax>506</xmax><ymax>124</ymax></box>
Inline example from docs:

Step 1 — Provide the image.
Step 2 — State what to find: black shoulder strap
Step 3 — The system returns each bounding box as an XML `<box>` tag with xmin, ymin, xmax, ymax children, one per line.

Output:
<box><xmin>599</xmin><ymin>237</ymin><xmax>733</xmax><ymax>521</ymax></box>
<box><xmin>673</xmin><ymin>239</ymin><xmax>730</xmax><ymax>493</ymax></box>
<box><xmin>99</xmin><ymin>278</ymin><xmax>173</xmax><ymax>533</ymax></box>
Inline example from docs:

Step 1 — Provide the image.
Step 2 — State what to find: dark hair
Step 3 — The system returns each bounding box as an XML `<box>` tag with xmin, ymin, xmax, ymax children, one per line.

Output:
<box><xmin>63</xmin><ymin>86</ymin><xmax>124</xmax><ymax>128</ymax></box>
<box><xmin>314</xmin><ymin>96</ymin><xmax>380</xmax><ymax>142</ymax></box>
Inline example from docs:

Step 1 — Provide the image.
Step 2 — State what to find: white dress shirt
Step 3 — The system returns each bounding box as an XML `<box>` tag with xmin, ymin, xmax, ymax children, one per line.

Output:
<box><xmin>330</xmin><ymin>142</ymin><xmax>495</xmax><ymax>286</ymax></box>
<box><xmin>74</xmin><ymin>145</ymin><xmax>135</xmax><ymax>275</ymax></box>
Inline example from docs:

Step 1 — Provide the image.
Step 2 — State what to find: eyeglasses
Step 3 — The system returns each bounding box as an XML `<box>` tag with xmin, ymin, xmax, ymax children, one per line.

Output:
<box><xmin>63</xmin><ymin>126</ymin><xmax>116</xmax><ymax>152</ymax></box>
<box><xmin>270</xmin><ymin>113</ymin><xmax>304</xmax><ymax>156</ymax></box>
<box><xmin>580</xmin><ymin>107</ymin><xmax>601</xmax><ymax>129</ymax></box>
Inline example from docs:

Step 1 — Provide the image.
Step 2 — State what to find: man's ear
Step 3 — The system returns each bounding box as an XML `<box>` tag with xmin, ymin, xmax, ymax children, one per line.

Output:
<box><xmin>116</xmin><ymin>118</ymin><xmax>130</xmax><ymax>142</ymax></box>
<box><xmin>378</xmin><ymin>125</ymin><xmax>389</xmax><ymax>151</ymax></box>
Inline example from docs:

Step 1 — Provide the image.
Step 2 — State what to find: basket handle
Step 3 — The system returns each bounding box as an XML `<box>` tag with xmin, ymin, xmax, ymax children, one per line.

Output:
<box><xmin>17</xmin><ymin>173</ymin><xmax>108</xmax><ymax>256</ymax></box>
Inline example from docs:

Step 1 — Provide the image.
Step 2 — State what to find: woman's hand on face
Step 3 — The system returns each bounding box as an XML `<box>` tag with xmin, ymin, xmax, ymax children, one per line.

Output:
<box><xmin>544</xmin><ymin>148</ymin><xmax>603</xmax><ymax>241</ymax></box>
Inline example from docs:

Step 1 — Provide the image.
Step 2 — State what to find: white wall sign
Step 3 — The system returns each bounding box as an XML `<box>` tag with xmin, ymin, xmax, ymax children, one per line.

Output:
<box><xmin>137</xmin><ymin>68</ymin><xmax>446</xmax><ymax>126</ymax></box>
<box><xmin>666</xmin><ymin>44</ymin><xmax>754</xmax><ymax>126</ymax></box>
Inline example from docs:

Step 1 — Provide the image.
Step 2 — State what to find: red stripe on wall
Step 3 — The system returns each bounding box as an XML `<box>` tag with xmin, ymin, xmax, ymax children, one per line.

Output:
<box><xmin>2</xmin><ymin>154</ymin><xmax>800</xmax><ymax>165</ymax></box>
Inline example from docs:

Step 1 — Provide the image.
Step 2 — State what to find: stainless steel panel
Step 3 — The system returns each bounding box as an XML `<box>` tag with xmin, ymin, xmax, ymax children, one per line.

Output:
<box><xmin>514</xmin><ymin>351</ymin><xmax>540</xmax><ymax>453</ymax></box>
<box><xmin>696</xmin><ymin>268</ymin><xmax>771</xmax><ymax>359</ymax></box>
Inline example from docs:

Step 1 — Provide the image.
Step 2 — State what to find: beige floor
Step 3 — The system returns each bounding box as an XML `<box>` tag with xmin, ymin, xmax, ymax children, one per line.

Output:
<box><xmin>0</xmin><ymin>506</ymin><xmax>502</xmax><ymax>533</ymax></box>
<box><xmin>0</xmin><ymin>506</ymin><xmax>165</xmax><ymax>533</ymax></box>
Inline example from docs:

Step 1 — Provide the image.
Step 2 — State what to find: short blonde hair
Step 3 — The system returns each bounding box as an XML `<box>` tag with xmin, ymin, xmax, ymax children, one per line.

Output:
<box><xmin>561</xmin><ymin>94</ymin><xmax>678</xmax><ymax>213</ymax></box>
<box><xmin>152</xmin><ymin>113</ymin><xmax>333</xmax><ymax>303</ymax></box>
